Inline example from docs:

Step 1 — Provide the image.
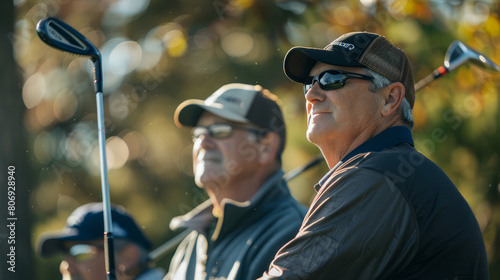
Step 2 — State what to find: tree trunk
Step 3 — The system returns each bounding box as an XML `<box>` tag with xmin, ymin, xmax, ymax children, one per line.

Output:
<box><xmin>0</xmin><ymin>0</ymin><xmax>35</xmax><ymax>279</ymax></box>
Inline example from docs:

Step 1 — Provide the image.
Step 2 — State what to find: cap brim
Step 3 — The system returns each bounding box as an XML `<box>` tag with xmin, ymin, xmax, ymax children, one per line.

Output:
<box><xmin>37</xmin><ymin>228</ymin><xmax>99</xmax><ymax>257</ymax></box>
<box><xmin>174</xmin><ymin>100</ymin><xmax>249</xmax><ymax>128</ymax></box>
<box><xmin>284</xmin><ymin>47</ymin><xmax>365</xmax><ymax>83</ymax></box>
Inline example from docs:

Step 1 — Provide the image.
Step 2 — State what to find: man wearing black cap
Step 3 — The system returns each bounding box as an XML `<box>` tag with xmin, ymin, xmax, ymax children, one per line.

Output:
<box><xmin>259</xmin><ymin>32</ymin><xmax>489</xmax><ymax>279</ymax></box>
<box><xmin>166</xmin><ymin>83</ymin><xmax>306</xmax><ymax>280</ymax></box>
<box><xmin>37</xmin><ymin>203</ymin><xmax>165</xmax><ymax>280</ymax></box>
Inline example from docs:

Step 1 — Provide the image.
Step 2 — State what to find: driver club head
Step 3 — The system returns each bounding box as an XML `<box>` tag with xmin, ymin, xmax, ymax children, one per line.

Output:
<box><xmin>444</xmin><ymin>40</ymin><xmax>500</xmax><ymax>72</ymax></box>
<box><xmin>36</xmin><ymin>17</ymin><xmax>100</xmax><ymax>62</ymax></box>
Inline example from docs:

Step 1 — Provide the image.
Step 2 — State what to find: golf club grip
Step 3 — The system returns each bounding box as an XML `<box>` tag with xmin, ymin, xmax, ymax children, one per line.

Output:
<box><xmin>94</xmin><ymin>59</ymin><xmax>103</xmax><ymax>93</ymax></box>
<box><xmin>104</xmin><ymin>232</ymin><xmax>117</xmax><ymax>280</ymax></box>
<box><xmin>414</xmin><ymin>66</ymin><xmax>448</xmax><ymax>92</ymax></box>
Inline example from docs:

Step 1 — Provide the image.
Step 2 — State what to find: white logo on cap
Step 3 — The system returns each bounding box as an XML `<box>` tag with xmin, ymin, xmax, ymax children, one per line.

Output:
<box><xmin>330</xmin><ymin>41</ymin><xmax>355</xmax><ymax>50</ymax></box>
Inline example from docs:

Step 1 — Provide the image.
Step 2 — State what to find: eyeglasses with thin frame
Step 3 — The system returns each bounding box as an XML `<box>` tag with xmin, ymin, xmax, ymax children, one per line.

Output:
<box><xmin>303</xmin><ymin>69</ymin><xmax>374</xmax><ymax>95</ymax></box>
<box><xmin>192</xmin><ymin>123</ymin><xmax>262</xmax><ymax>142</ymax></box>
<box><xmin>65</xmin><ymin>243</ymin><xmax>105</xmax><ymax>262</ymax></box>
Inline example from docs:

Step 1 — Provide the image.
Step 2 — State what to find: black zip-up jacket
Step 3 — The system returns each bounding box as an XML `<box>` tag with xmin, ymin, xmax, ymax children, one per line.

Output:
<box><xmin>166</xmin><ymin>170</ymin><xmax>307</xmax><ymax>280</ymax></box>
<box><xmin>261</xmin><ymin>126</ymin><xmax>489</xmax><ymax>279</ymax></box>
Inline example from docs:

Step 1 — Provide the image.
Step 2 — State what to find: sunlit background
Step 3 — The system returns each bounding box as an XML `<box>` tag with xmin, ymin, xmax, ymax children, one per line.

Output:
<box><xmin>2</xmin><ymin>0</ymin><xmax>500</xmax><ymax>279</ymax></box>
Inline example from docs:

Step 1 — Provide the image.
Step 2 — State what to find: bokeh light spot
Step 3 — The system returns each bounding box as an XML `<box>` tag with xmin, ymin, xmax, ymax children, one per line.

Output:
<box><xmin>23</xmin><ymin>73</ymin><xmax>46</xmax><ymax>109</ymax></box>
<box><xmin>334</xmin><ymin>6</ymin><xmax>355</xmax><ymax>26</ymax></box>
<box><xmin>164</xmin><ymin>30</ymin><xmax>187</xmax><ymax>57</ymax></box>
<box><xmin>485</xmin><ymin>15</ymin><xmax>500</xmax><ymax>36</ymax></box>
<box><xmin>138</xmin><ymin>38</ymin><xmax>163</xmax><ymax>70</ymax></box>
<box><xmin>109</xmin><ymin>91</ymin><xmax>130</xmax><ymax>120</ymax></box>
<box><xmin>360</xmin><ymin>0</ymin><xmax>377</xmax><ymax>7</ymax></box>
<box><xmin>110</xmin><ymin>41</ymin><xmax>142</xmax><ymax>76</ymax></box>
<box><xmin>108</xmin><ymin>0</ymin><xmax>149</xmax><ymax>18</ymax></box>
<box><xmin>221</xmin><ymin>32</ymin><xmax>254</xmax><ymax>57</ymax></box>
<box><xmin>53</xmin><ymin>90</ymin><xmax>78</xmax><ymax>121</ymax></box>
<box><xmin>123</xmin><ymin>131</ymin><xmax>148</xmax><ymax>161</ymax></box>
<box><xmin>35</xmin><ymin>100</ymin><xmax>56</xmax><ymax>127</ymax></box>
<box><xmin>34</xmin><ymin>131</ymin><xmax>56</xmax><ymax>164</ymax></box>
<box><xmin>106</xmin><ymin>136</ymin><xmax>130</xmax><ymax>169</ymax></box>
<box><xmin>65</xmin><ymin>123</ymin><xmax>96</xmax><ymax>166</ymax></box>
<box><xmin>233</xmin><ymin>0</ymin><xmax>254</xmax><ymax>9</ymax></box>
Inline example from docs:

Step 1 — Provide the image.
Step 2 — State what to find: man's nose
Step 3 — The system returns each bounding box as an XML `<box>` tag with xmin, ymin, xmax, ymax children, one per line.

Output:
<box><xmin>305</xmin><ymin>82</ymin><xmax>326</xmax><ymax>103</ymax></box>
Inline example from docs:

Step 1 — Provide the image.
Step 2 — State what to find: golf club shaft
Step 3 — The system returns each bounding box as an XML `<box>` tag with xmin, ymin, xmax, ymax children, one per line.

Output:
<box><xmin>414</xmin><ymin>65</ymin><xmax>449</xmax><ymax>92</ymax></box>
<box><xmin>97</xmin><ymin>91</ymin><xmax>116</xmax><ymax>280</ymax></box>
<box><xmin>36</xmin><ymin>17</ymin><xmax>116</xmax><ymax>279</ymax></box>
<box><xmin>282</xmin><ymin>153</ymin><xmax>325</xmax><ymax>182</ymax></box>
<box><xmin>148</xmin><ymin>229</ymin><xmax>193</xmax><ymax>261</ymax></box>
<box><xmin>94</xmin><ymin>57</ymin><xmax>114</xmax><ymax>280</ymax></box>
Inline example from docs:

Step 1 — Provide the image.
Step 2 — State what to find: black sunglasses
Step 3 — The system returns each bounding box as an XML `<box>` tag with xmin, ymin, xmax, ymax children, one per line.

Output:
<box><xmin>192</xmin><ymin>123</ymin><xmax>262</xmax><ymax>142</ymax></box>
<box><xmin>303</xmin><ymin>69</ymin><xmax>374</xmax><ymax>94</ymax></box>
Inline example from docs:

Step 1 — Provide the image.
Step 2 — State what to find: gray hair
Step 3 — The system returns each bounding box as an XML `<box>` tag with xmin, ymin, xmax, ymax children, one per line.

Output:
<box><xmin>364</xmin><ymin>68</ymin><xmax>414</xmax><ymax>127</ymax></box>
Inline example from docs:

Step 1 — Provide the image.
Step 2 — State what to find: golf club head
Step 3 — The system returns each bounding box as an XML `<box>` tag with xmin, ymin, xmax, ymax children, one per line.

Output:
<box><xmin>444</xmin><ymin>40</ymin><xmax>500</xmax><ymax>72</ymax></box>
<box><xmin>36</xmin><ymin>17</ymin><xmax>100</xmax><ymax>61</ymax></box>
<box><xmin>37</xmin><ymin>17</ymin><xmax>103</xmax><ymax>93</ymax></box>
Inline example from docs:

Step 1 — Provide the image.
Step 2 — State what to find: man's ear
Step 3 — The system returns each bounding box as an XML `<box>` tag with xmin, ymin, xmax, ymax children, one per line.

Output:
<box><xmin>381</xmin><ymin>82</ymin><xmax>405</xmax><ymax>117</ymax></box>
<box><xmin>257</xmin><ymin>132</ymin><xmax>280</xmax><ymax>165</ymax></box>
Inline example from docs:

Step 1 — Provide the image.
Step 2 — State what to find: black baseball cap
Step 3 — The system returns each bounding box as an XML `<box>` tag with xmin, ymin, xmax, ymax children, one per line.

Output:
<box><xmin>284</xmin><ymin>32</ymin><xmax>415</xmax><ymax>108</ymax></box>
<box><xmin>37</xmin><ymin>203</ymin><xmax>152</xmax><ymax>257</ymax></box>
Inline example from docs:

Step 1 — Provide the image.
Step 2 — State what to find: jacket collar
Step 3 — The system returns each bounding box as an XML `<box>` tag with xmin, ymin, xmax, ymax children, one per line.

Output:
<box><xmin>169</xmin><ymin>170</ymin><xmax>290</xmax><ymax>241</ymax></box>
<box><xmin>316</xmin><ymin>126</ymin><xmax>414</xmax><ymax>191</ymax></box>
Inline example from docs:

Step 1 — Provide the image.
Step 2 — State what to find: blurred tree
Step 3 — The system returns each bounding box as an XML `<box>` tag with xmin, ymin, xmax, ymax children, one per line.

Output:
<box><xmin>0</xmin><ymin>0</ymin><xmax>34</xmax><ymax>279</ymax></box>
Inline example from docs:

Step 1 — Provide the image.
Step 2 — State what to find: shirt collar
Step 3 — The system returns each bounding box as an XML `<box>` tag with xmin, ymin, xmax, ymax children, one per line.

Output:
<box><xmin>317</xmin><ymin>126</ymin><xmax>414</xmax><ymax>187</ymax></box>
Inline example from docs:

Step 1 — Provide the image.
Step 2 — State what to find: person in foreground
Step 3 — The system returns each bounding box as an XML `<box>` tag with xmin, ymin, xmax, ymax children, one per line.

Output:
<box><xmin>165</xmin><ymin>83</ymin><xmax>307</xmax><ymax>280</ymax></box>
<box><xmin>259</xmin><ymin>32</ymin><xmax>489</xmax><ymax>279</ymax></box>
<box><xmin>37</xmin><ymin>203</ymin><xmax>165</xmax><ymax>280</ymax></box>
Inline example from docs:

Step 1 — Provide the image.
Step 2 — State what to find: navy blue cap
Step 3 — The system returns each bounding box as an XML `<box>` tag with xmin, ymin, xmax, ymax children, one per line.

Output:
<box><xmin>37</xmin><ymin>203</ymin><xmax>152</xmax><ymax>257</ymax></box>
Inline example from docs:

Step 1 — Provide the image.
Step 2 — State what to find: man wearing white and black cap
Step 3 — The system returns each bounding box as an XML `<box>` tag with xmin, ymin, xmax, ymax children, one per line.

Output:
<box><xmin>165</xmin><ymin>83</ymin><xmax>306</xmax><ymax>280</ymax></box>
<box><xmin>37</xmin><ymin>203</ymin><xmax>165</xmax><ymax>280</ymax></box>
<box><xmin>260</xmin><ymin>32</ymin><xmax>489</xmax><ymax>279</ymax></box>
